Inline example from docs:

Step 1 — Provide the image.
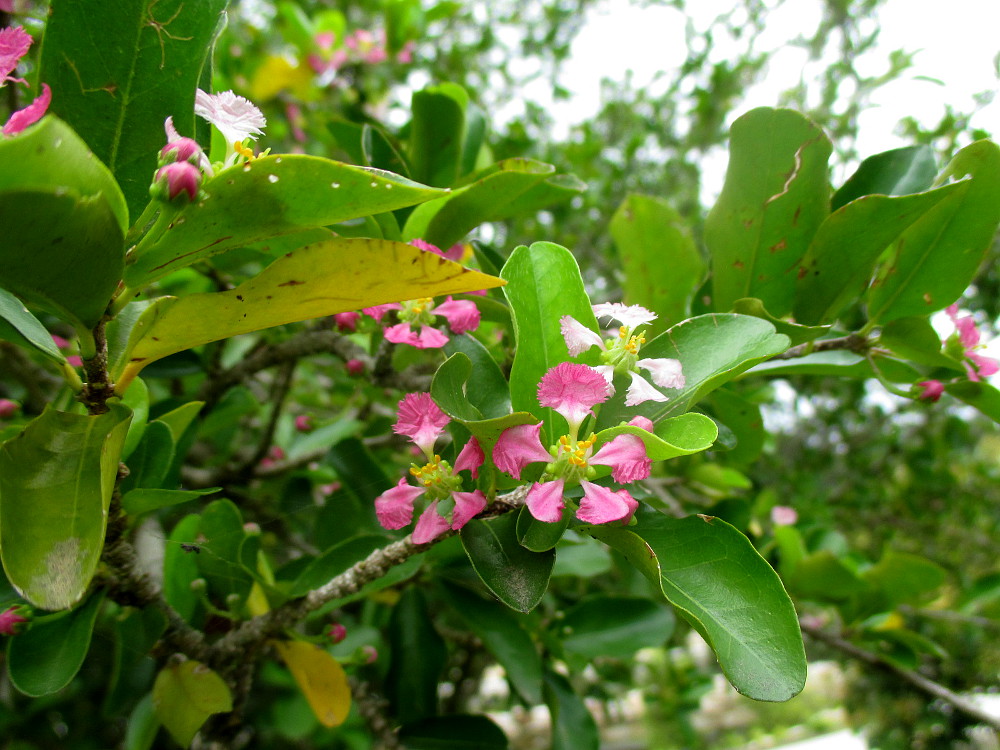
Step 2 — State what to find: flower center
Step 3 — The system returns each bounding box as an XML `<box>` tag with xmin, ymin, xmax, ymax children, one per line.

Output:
<box><xmin>409</xmin><ymin>456</ymin><xmax>461</xmax><ymax>499</ymax></box>
<box><xmin>547</xmin><ymin>433</ymin><xmax>598</xmax><ymax>484</ymax></box>
<box><xmin>399</xmin><ymin>297</ymin><xmax>438</xmax><ymax>327</ymax></box>
<box><xmin>602</xmin><ymin>325</ymin><xmax>646</xmax><ymax>372</ymax></box>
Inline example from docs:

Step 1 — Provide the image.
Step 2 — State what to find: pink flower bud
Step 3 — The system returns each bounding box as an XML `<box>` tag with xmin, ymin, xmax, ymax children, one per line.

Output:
<box><xmin>0</xmin><ymin>398</ymin><xmax>20</xmax><ymax>419</ymax></box>
<box><xmin>0</xmin><ymin>605</ymin><xmax>31</xmax><ymax>636</ymax></box>
<box><xmin>152</xmin><ymin>161</ymin><xmax>201</xmax><ymax>202</ymax></box>
<box><xmin>361</xmin><ymin>645</ymin><xmax>378</xmax><ymax>664</ymax></box>
<box><xmin>915</xmin><ymin>380</ymin><xmax>945</xmax><ymax>402</ymax></box>
<box><xmin>327</xmin><ymin>623</ymin><xmax>347</xmax><ymax>644</ymax></box>
<box><xmin>295</xmin><ymin>415</ymin><xmax>314</xmax><ymax>432</ymax></box>
<box><xmin>160</xmin><ymin>136</ymin><xmax>204</xmax><ymax>166</ymax></box>
<box><xmin>770</xmin><ymin>506</ymin><xmax>798</xmax><ymax>526</ymax></box>
<box><xmin>333</xmin><ymin>311</ymin><xmax>360</xmax><ymax>332</ymax></box>
<box><xmin>345</xmin><ymin>358</ymin><xmax>365</xmax><ymax>376</ymax></box>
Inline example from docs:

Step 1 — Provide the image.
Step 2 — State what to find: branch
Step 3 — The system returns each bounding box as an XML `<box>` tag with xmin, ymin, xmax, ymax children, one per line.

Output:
<box><xmin>801</xmin><ymin>622</ymin><xmax>1000</xmax><ymax>730</ymax></box>
<box><xmin>772</xmin><ymin>333</ymin><xmax>870</xmax><ymax>360</ymax></box>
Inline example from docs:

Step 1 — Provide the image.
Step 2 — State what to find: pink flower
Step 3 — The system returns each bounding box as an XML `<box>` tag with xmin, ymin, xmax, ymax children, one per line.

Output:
<box><xmin>0</xmin><ymin>26</ymin><xmax>31</xmax><ymax>85</ymax></box>
<box><xmin>0</xmin><ymin>398</ymin><xmax>19</xmax><ymax>419</ymax></box>
<box><xmin>295</xmin><ymin>415</ymin><xmax>314</xmax><ymax>432</ymax></box>
<box><xmin>194</xmin><ymin>89</ymin><xmax>266</xmax><ymax>146</ymax></box>
<box><xmin>52</xmin><ymin>334</ymin><xmax>83</xmax><ymax>367</ymax></box>
<box><xmin>327</xmin><ymin>622</ymin><xmax>348</xmax><ymax>644</ymax></box>
<box><xmin>451</xmin><ymin>489</ymin><xmax>488</xmax><ymax>528</ymax></box>
<box><xmin>396</xmin><ymin>40</ymin><xmax>416</xmax><ymax>64</ymax></box>
<box><xmin>384</xmin><ymin>322</ymin><xmax>451</xmax><ymax>349</ymax></box>
<box><xmin>345</xmin><ymin>358</ymin><xmax>365</xmax><ymax>376</ymax></box>
<box><xmin>362</xmin><ymin>645</ymin><xmax>378</xmax><ymax>664</ymax></box>
<box><xmin>393</xmin><ymin>393</ymin><xmax>450</xmax><ymax>457</ymax></box>
<box><xmin>770</xmin><ymin>506</ymin><xmax>798</xmax><ymax>526</ymax></box>
<box><xmin>946</xmin><ymin>304</ymin><xmax>999</xmax><ymax>382</ymax></box>
<box><xmin>0</xmin><ymin>605</ymin><xmax>30</xmax><ymax>636</ymax></box>
<box><xmin>333</xmin><ymin>311</ymin><xmax>360</xmax><ymax>332</ymax></box>
<box><xmin>577</xmin><ymin>484</ymin><xmax>638</xmax><ymax>525</ymax></box>
<box><xmin>537</xmin><ymin>362</ymin><xmax>612</xmax><ymax>432</ymax></box>
<box><xmin>493</xmin><ymin>423</ymin><xmax>552</xmax><ymax>479</ymax></box>
<box><xmin>2</xmin><ymin>82</ymin><xmax>49</xmax><ymax>136</ymax></box>
<box><xmin>454</xmin><ymin>437</ymin><xmax>485</xmax><ymax>479</ymax></box>
<box><xmin>378</xmin><ymin>294</ymin><xmax>480</xmax><ymax>349</ymax></box>
<box><xmin>159</xmin><ymin>117</ymin><xmax>206</xmax><ymax>166</ymax></box>
<box><xmin>590</xmin><ymin>434</ymin><xmax>651</xmax><ymax>483</ymax></box>
<box><xmin>915</xmin><ymin>380</ymin><xmax>945</xmax><ymax>402</ymax></box>
<box><xmin>363</xmin><ymin>303</ymin><xmax>402</xmax><ymax>323</ymax></box>
<box><xmin>525</xmin><ymin>479</ymin><xmax>566</xmax><ymax>522</ymax></box>
<box><xmin>375</xmin><ymin>478</ymin><xmax>425</xmax><ymax>529</ymax></box>
<box><xmin>345</xmin><ymin>29</ymin><xmax>388</xmax><ymax>64</ymax></box>
<box><xmin>152</xmin><ymin>161</ymin><xmax>201</xmax><ymax>201</ymax></box>
<box><xmin>411</xmin><ymin>238</ymin><xmax>463</xmax><ymax>262</ymax></box>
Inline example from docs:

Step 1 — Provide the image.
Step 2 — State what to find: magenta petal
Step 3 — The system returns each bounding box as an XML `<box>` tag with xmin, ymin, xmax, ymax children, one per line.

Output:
<box><xmin>0</xmin><ymin>27</ymin><xmax>32</xmax><ymax>83</ymax></box>
<box><xmin>2</xmin><ymin>82</ymin><xmax>50</xmax><ymax>136</ymax></box>
<box><xmin>384</xmin><ymin>322</ymin><xmax>421</xmax><ymax>346</ymax></box>
<box><xmin>628</xmin><ymin>415</ymin><xmax>654</xmax><ymax>432</ymax></box>
<box><xmin>915</xmin><ymin>380</ymin><xmax>945</xmax><ymax>402</ymax></box>
<box><xmin>415</xmin><ymin>326</ymin><xmax>450</xmax><ymax>348</ymax></box>
<box><xmin>393</xmin><ymin>393</ymin><xmax>450</xmax><ymax>454</ymax></box>
<box><xmin>454</xmin><ymin>437</ymin><xmax>485</xmax><ymax>479</ymax></box>
<box><xmin>374</xmin><ymin>478</ymin><xmax>424</xmax><ymax>530</ymax></box>
<box><xmin>451</xmin><ymin>490</ymin><xmax>487</xmax><ymax>530</ymax></box>
<box><xmin>537</xmin><ymin>362</ymin><xmax>612</xmax><ymax>428</ymax></box>
<box><xmin>435</xmin><ymin>297</ymin><xmax>480</xmax><ymax>334</ymax></box>
<box><xmin>526</xmin><ymin>480</ymin><xmax>565</xmax><ymax>523</ymax></box>
<box><xmin>492</xmin><ymin>423</ymin><xmax>551</xmax><ymax>479</ymax></box>
<box><xmin>577</xmin><ymin>481</ymin><xmax>637</xmax><ymax>524</ymax></box>
<box><xmin>412</xmin><ymin>502</ymin><xmax>451</xmax><ymax>544</ymax></box>
<box><xmin>363</xmin><ymin>303</ymin><xmax>402</xmax><ymax>322</ymax></box>
<box><xmin>591</xmin><ymin>434</ymin><xmax>651</xmax><ymax>483</ymax></box>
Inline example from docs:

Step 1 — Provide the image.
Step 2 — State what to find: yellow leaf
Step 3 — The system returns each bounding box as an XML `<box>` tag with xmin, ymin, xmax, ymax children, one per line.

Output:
<box><xmin>273</xmin><ymin>640</ymin><xmax>352</xmax><ymax>727</ymax></box>
<box><xmin>115</xmin><ymin>238</ymin><xmax>504</xmax><ymax>394</ymax></box>
<box><xmin>152</xmin><ymin>660</ymin><xmax>233</xmax><ymax>747</ymax></box>
<box><xmin>250</xmin><ymin>55</ymin><xmax>314</xmax><ymax>101</ymax></box>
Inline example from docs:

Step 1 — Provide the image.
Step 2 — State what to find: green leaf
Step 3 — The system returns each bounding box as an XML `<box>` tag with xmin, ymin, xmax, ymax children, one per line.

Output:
<box><xmin>945</xmin><ymin>380</ymin><xmax>1000</xmax><ymax>423</ymax></box>
<box><xmin>516</xmin><ymin>505</ymin><xmax>569</xmax><ymax>552</ymax></box>
<box><xmin>444</xmin><ymin>335</ymin><xmax>512</xmax><ymax>418</ymax></box>
<box><xmin>593</xmin><ymin>413</ymin><xmax>718</xmax><ymax>461</ymax></box>
<box><xmin>403</xmin><ymin>159</ymin><xmax>558</xmax><ymax>248</ymax></box>
<box><xmin>439</xmin><ymin>581</ymin><xmax>543</xmax><ymax>705</ymax></box>
<box><xmin>596</xmin><ymin>314</ymin><xmax>790</xmax><ymax>429</ymax></box>
<box><xmin>116</xmin><ymin>238</ymin><xmax>503</xmax><ymax>393</ymax></box>
<box><xmin>544</xmin><ymin>668</ymin><xmax>599</xmax><ymax>750</ymax></box>
<box><xmin>163</xmin><ymin>514</ymin><xmax>203</xmax><ymax>622</ymax></box>
<box><xmin>387</xmin><ymin>588</ymin><xmax>446</xmax><ymax>723</ymax></box>
<box><xmin>496</xmin><ymin>172</ymin><xmax>587</xmax><ymax>221</ymax></box>
<box><xmin>701</xmin><ymin>388</ymin><xmax>764</xmax><ymax>466</ymax></box>
<box><xmin>288</xmin><ymin>535</ymin><xmax>385</xmax><ymax>598</ymax></box>
<box><xmin>398</xmin><ymin>715</ymin><xmax>509</xmax><ymax>750</ymax></box>
<box><xmin>121</xmin><ymin>487</ymin><xmax>220</xmax><ymax>515</ymax></box>
<box><xmin>611</xmin><ymin>193</ymin><xmax>705</xmax><ymax>333</ymax></box>
<box><xmin>125</xmin><ymin>156</ymin><xmax>451</xmax><ymax>288</ymax></box>
<box><xmin>0</xmin><ymin>286</ymin><xmax>66</xmax><ymax>365</ymax></box>
<box><xmin>749</xmin><ymin>349</ymin><xmax>920</xmax><ymax>382</ymax></box>
<box><xmin>706</xmin><ymin>107</ymin><xmax>832</xmax><ymax>316</ymax></box>
<box><xmin>197</xmin><ymin>499</ymin><xmax>254</xmax><ymax>608</ymax></box>
<box><xmin>501</xmin><ymin>242</ymin><xmax>599</xmax><ymax>441</ymax></box>
<box><xmin>460</xmin><ymin>513</ymin><xmax>554</xmax><ymax>613</ymax></box>
<box><xmin>38</xmin><ymin>0</ymin><xmax>228</xmax><ymax>220</ymax></box>
<box><xmin>124</xmin><ymin>693</ymin><xmax>160</xmax><ymax>750</ymax></box>
<box><xmin>863</xmin><ymin>550</ymin><xmax>947</xmax><ymax>610</ymax></box>
<box><xmin>832</xmin><ymin>145</ymin><xmax>938</xmax><ymax>211</ymax></box>
<box><xmin>409</xmin><ymin>82</ymin><xmax>468</xmax><ymax>187</ymax></box>
<box><xmin>793</xmin><ymin>184</ymin><xmax>962</xmax><ymax>325</ymax></box>
<box><xmin>561</xmin><ymin>596</ymin><xmax>674</xmax><ymax>660</ymax></box>
<box><xmin>152</xmin><ymin>660</ymin><xmax>233</xmax><ymax>747</ymax></box>
<box><xmin>879</xmin><ymin>317</ymin><xmax>957</xmax><ymax>370</ymax></box>
<box><xmin>431</xmin><ymin>353</ymin><xmax>482</xmax><ymax>421</ymax></box>
<box><xmin>785</xmin><ymin>551</ymin><xmax>867</xmax><ymax>602</ymax></box>
<box><xmin>6</xmin><ymin>591</ymin><xmax>105</xmax><ymax>696</ymax></box>
<box><xmin>583</xmin><ymin>509</ymin><xmax>807</xmax><ymax>702</ymax></box>
<box><xmin>0</xmin><ymin>404</ymin><xmax>131</xmax><ymax>610</ymax></box>
<box><xmin>732</xmin><ymin>297</ymin><xmax>830</xmax><ymax>346</ymax></box>
<box><xmin>867</xmin><ymin>140</ymin><xmax>1000</xmax><ymax>323</ymax></box>
<box><xmin>121</xmin><ymin>420</ymin><xmax>175</xmax><ymax>493</ymax></box>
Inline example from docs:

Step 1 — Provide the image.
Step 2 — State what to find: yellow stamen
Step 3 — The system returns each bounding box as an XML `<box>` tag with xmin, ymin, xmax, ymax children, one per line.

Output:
<box><xmin>234</xmin><ymin>141</ymin><xmax>255</xmax><ymax>161</ymax></box>
<box><xmin>619</xmin><ymin>326</ymin><xmax>628</xmax><ymax>339</ymax></box>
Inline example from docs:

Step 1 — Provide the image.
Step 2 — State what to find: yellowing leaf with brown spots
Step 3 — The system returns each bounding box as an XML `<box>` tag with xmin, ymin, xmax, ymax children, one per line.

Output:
<box><xmin>273</xmin><ymin>640</ymin><xmax>352</xmax><ymax>727</ymax></box>
<box><xmin>152</xmin><ymin>660</ymin><xmax>233</xmax><ymax>747</ymax></box>
<box><xmin>114</xmin><ymin>238</ymin><xmax>504</xmax><ymax>394</ymax></box>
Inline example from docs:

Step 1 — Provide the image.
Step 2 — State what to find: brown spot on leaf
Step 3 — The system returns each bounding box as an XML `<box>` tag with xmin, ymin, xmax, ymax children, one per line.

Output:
<box><xmin>770</xmin><ymin>239</ymin><xmax>787</xmax><ymax>253</ymax></box>
<box><xmin>236</xmin><ymin>295</ymin><xmax>244</xmax><ymax>301</ymax></box>
<box><xmin>792</xmin><ymin>206</ymin><xmax>802</xmax><ymax>225</ymax></box>
<box><xmin>278</xmin><ymin>280</ymin><xmax>305</xmax><ymax>287</ymax></box>
<box><xmin>733</xmin><ymin>260</ymin><xmax>745</xmax><ymax>269</ymax></box>
<box><xmin>797</xmin><ymin>266</ymin><xmax>808</xmax><ymax>280</ymax></box>
<box><xmin>696</xmin><ymin>514</ymin><xmax>716</xmax><ymax>524</ymax></box>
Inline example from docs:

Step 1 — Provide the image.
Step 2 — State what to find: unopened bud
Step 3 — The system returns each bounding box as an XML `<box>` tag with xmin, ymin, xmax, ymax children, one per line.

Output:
<box><xmin>345</xmin><ymin>358</ymin><xmax>365</xmax><ymax>376</ymax></box>
<box><xmin>190</xmin><ymin>578</ymin><xmax>207</xmax><ymax>592</ymax></box>
<box><xmin>295</xmin><ymin>415</ymin><xmax>314</xmax><ymax>432</ymax></box>
<box><xmin>0</xmin><ymin>605</ymin><xmax>32</xmax><ymax>636</ymax></box>
<box><xmin>327</xmin><ymin>622</ymin><xmax>347</xmax><ymax>644</ymax></box>
<box><xmin>333</xmin><ymin>311</ymin><xmax>360</xmax><ymax>332</ymax></box>
<box><xmin>361</xmin><ymin>645</ymin><xmax>378</xmax><ymax>664</ymax></box>
<box><xmin>151</xmin><ymin>161</ymin><xmax>201</xmax><ymax>202</ymax></box>
<box><xmin>160</xmin><ymin>136</ymin><xmax>204</xmax><ymax>166</ymax></box>
<box><xmin>243</xmin><ymin>522</ymin><xmax>261</xmax><ymax>535</ymax></box>
<box><xmin>0</xmin><ymin>399</ymin><xmax>20</xmax><ymax>419</ymax></box>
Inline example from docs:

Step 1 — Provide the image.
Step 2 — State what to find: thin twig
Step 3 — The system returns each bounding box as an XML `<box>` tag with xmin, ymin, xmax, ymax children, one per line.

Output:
<box><xmin>772</xmin><ymin>333</ymin><xmax>870</xmax><ymax>360</ymax></box>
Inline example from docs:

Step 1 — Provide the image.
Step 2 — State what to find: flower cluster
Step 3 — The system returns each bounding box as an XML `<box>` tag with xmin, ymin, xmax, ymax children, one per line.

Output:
<box><xmin>560</xmin><ymin>303</ymin><xmax>685</xmax><ymax>406</ymax></box>
<box><xmin>0</xmin><ymin>26</ymin><xmax>50</xmax><ymax>136</ymax></box>
<box><xmin>361</xmin><ymin>240</ymin><xmax>481</xmax><ymax>349</ymax></box>
<box><xmin>374</xmin><ymin>393</ymin><xmax>487</xmax><ymax>544</ymax></box>
<box><xmin>915</xmin><ymin>302</ymin><xmax>999</xmax><ymax>402</ymax></box>
<box><xmin>493</xmin><ymin>362</ymin><xmax>657</xmax><ymax>525</ymax></box>
<box><xmin>309</xmin><ymin>28</ymin><xmax>414</xmax><ymax>85</ymax></box>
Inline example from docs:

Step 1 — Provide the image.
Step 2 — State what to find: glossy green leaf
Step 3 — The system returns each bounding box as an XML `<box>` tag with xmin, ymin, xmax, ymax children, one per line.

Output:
<box><xmin>431</xmin><ymin>353</ymin><xmax>482</xmax><ymax>421</ymax></box>
<box><xmin>945</xmin><ymin>380</ymin><xmax>1000</xmax><ymax>423</ymax></box>
<box><xmin>288</xmin><ymin>535</ymin><xmax>384</xmax><ymax>598</ymax></box>
<box><xmin>544</xmin><ymin>668</ymin><xmax>599</xmax><ymax>750</ymax></box>
<box><xmin>794</xmin><ymin>184</ymin><xmax>962</xmax><ymax>325</ymax></box>
<box><xmin>516</xmin><ymin>505</ymin><xmax>570</xmax><ymax>552</ymax></box>
<box><xmin>497</xmin><ymin>172</ymin><xmax>587</xmax><ymax>220</ymax></box>
<box><xmin>706</xmin><ymin>107</ymin><xmax>832</xmax><ymax>316</ymax></box>
<box><xmin>596</xmin><ymin>314</ymin><xmax>790</xmax><ymax>429</ymax></box>
<box><xmin>121</xmin><ymin>420</ymin><xmax>175</xmax><ymax>493</ymax></box>
<box><xmin>583</xmin><ymin>509</ymin><xmax>807</xmax><ymax>702</ymax></box>
<box><xmin>879</xmin><ymin>317</ymin><xmax>957</xmax><ymax>370</ymax></box>
<box><xmin>105</xmin><ymin>606</ymin><xmax>167</xmax><ymax>714</ymax></box>
<box><xmin>444</xmin><ymin>336</ymin><xmax>512</xmax><ymax>418</ymax></box>
<box><xmin>701</xmin><ymin>388</ymin><xmax>764</xmax><ymax>466</ymax></box>
<box><xmin>440</xmin><ymin>581</ymin><xmax>543</xmax><ymax>705</ymax></box>
<box><xmin>731</xmin><ymin>298</ymin><xmax>830</xmax><ymax>346</ymax></box>
<box><xmin>785</xmin><ymin>551</ymin><xmax>867</xmax><ymax>601</ymax></box>
<box><xmin>611</xmin><ymin>193</ymin><xmax>705</xmax><ymax>333</ymax></box>
<box><xmin>460</xmin><ymin>512</ymin><xmax>554</xmax><ymax>613</ymax></box>
<box><xmin>409</xmin><ymin>82</ymin><xmax>468</xmax><ymax>187</ymax></box>
<box><xmin>398</xmin><ymin>715</ymin><xmax>509</xmax><ymax>750</ymax></box>
<box><xmin>561</xmin><ymin>596</ymin><xmax>674</xmax><ymax>660</ymax></box>
<box><xmin>593</xmin><ymin>413</ymin><xmax>718</xmax><ymax>461</ymax></box>
<box><xmin>197</xmin><ymin>499</ymin><xmax>253</xmax><ymax>607</ymax></box>
<box><xmin>387</xmin><ymin>588</ymin><xmax>446</xmax><ymax>723</ymax></box>
<box><xmin>863</xmin><ymin>550</ymin><xmax>947</xmax><ymax>610</ymax></box>
<box><xmin>116</xmin><ymin>238</ymin><xmax>503</xmax><ymax>393</ymax></box>
<box><xmin>39</xmin><ymin>0</ymin><xmax>228</xmax><ymax>219</ymax></box>
<box><xmin>0</xmin><ymin>404</ymin><xmax>131</xmax><ymax>610</ymax></box>
<box><xmin>501</xmin><ymin>242</ymin><xmax>599</xmax><ymax>441</ymax></box>
<box><xmin>152</xmin><ymin>660</ymin><xmax>233</xmax><ymax>747</ymax></box>
<box><xmin>120</xmin><ymin>377</ymin><xmax>150</xmax><ymax>460</ymax></box>
<box><xmin>832</xmin><ymin>145</ymin><xmax>938</xmax><ymax>211</ymax></box>
<box><xmin>403</xmin><ymin>159</ymin><xmax>558</xmax><ymax>248</ymax></box>
<box><xmin>125</xmin><ymin>157</ymin><xmax>450</xmax><ymax>288</ymax></box>
<box><xmin>749</xmin><ymin>349</ymin><xmax>920</xmax><ymax>381</ymax></box>
<box><xmin>121</xmin><ymin>487</ymin><xmax>220</xmax><ymax>515</ymax></box>
<box><xmin>124</xmin><ymin>693</ymin><xmax>160</xmax><ymax>750</ymax></box>
<box><xmin>163</xmin><ymin>514</ymin><xmax>202</xmax><ymax>622</ymax></box>
<box><xmin>867</xmin><ymin>140</ymin><xmax>1000</xmax><ymax>322</ymax></box>
<box><xmin>6</xmin><ymin>591</ymin><xmax>105</xmax><ymax>696</ymax></box>
<box><xmin>0</xmin><ymin>287</ymin><xmax>66</xmax><ymax>365</ymax></box>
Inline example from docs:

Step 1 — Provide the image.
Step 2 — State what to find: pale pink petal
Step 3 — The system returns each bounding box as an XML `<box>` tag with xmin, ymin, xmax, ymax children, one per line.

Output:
<box><xmin>393</xmin><ymin>392</ymin><xmax>450</xmax><ymax>454</ymax></box>
<box><xmin>638</xmin><ymin>357</ymin><xmax>685</xmax><ymax>389</ymax></box>
<box><xmin>970</xmin><ymin>352</ymin><xmax>999</xmax><ymax>378</ymax></box>
<box><xmin>537</xmin><ymin>362</ymin><xmax>612</xmax><ymax>429</ymax></box>
<box><xmin>0</xmin><ymin>27</ymin><xmax>31</xmax><ymax>84</ymax></box>
<box><xmin>628</xmin><ymin>415</ymin><xmax>654</xmax><ymax>432</ymax></box>
<box><xmin>194</xmin><ymin>89</ymin><xmax>266</xmax><ymax>145</ymax></box>
<box><xmin>451</xmin><ymin>490</ymin><xmax>487</xmax><ymax>530</ymax></box>
<box><xmin>454</xmin><ymin>437</ymin><xmax>484</xmax><ymax>479</ymax></box>
<box><xmin>492</xmin><ymin>423</ymin><xmax>551</xmax><ymax>479</ymax></box>
<box><xmin>435</xmin><ymin>297</ymin><xmax>480</xmax><ymax>334</ymax></box>
<box><xmin>2</xmin><ymin>82</ymin><xmax>50</xmax><ymax>136</ymax></box>
<box><xmin>590</xmin><ymin>434</ymin><xmax>651</xmax><ymax>483</ymax></box>
<box><xmin>594</xmin><ymin>365</ymin><xmax>616</xmax><ymax>391</ymax></box>
<box><xmin>412</xmin><ymin>502</ymin><xmax>451</xmax><ymax>544</ymax></box>
<box><xmin>384</xmin><ymin>322</ymin><xmax>421</xmax><ymax>346</ymax></box>
<box><xmin>592</xmin><ymin>302</ymin><xmax>656</xmax><ymax>329</ymax></box>
<box><xmin>363</xmin><ymin>303</ymin><xmax>402</xmax><ymax>322</ymax></box>
<box><xmin>577</xmin><ymin>482</ymin><xmax>637</xmax><ymax>524</ymax></box>
<box><xmin>414</xmin><ymin>326</ymin><xmax>450</xmax><ymax>349</ymax></box>
<box><xmin>410</xmin><ymin>238</ymin><xmax>443</xmax><ymax>255</ymax></box>
<box><xmin>945</xmin><ymin>303</ymin><xmax>961</xmax><ymax>324</ymax></box>
<box><xmin>770</xmin><ymin>506</ymin><xmax>798</xmax><ymax>526</ymax></box>
<box><xmin>956</xmin><ymin>316</ymin><xmax>980</xmax><ymax>349</ymax></box>
<box><xmin>624</xmin><ymin>371</ymin><xmax>667</xmax><ymax>406</ymax></box>
<box><xmin>560</xmin><ymin>316</ymin><xmax>604</xmax><ymax>356</ymax></box>
<box><xmin>526</xmin><ymin>480</ymin><xmax>566</xmax><ymax>523</ymax></box>
<box><xmin>374</xmin><ymin>478</ymin><xmax>424</xmax><ymax>530</ymax></box>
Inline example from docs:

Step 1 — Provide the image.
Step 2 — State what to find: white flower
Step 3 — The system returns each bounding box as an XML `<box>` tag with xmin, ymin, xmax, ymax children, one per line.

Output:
<box><xmin>194</xmin><ymin>89</ymin><xmax>266</xmax><ymax>146</ymax></box>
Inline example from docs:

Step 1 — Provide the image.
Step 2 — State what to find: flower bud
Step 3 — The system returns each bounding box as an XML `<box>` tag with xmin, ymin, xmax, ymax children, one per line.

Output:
<box><xmin>361</xmin><ymin>645</ymin><xmax>378</xmax><ymax>664</ymax></box>
<box><xmin>151</xmin><ymin>161</ymin><xmax>201</xmax><ymax>202</ymax></box>
<box><xmin>0</xmin><ymin>604</ymin><xmax>32</xmax><ymax>636</ymax></box>
<box><xmin>345</xmin><ymin>358</ymin><xmax>365</xmax><ymax>376</ymax></box>
<box><xmin>333</xmin><ymin>311</ymin><xmax>360</xmax><ymax>332</ymax></box>
<box><xmin>159</xmin><ymin>136</ymin><xmax>204</xmax><ymax>166</ymax></box>
<box><xmin>915</xmin><ymin>380</ymin><xmax>945</xmax><ymax>402</ymax></box>
<box><xmin>295</xmin><ymin>415</ymin><xmax>314</xmax><ymax>432</ymax></box>
<box><xmin>0</xmin><ymin>398</ymin><xmax>20</xmax><ymax>419</ymax></box>
<box><xmin>327</xmin><ymin>622</ymin><xmax>347</xmax><ymax>644</ymax></box>
<box><xmin>190</xmin><ymin>578</ymin><xmax>207</xmax><ymax>592</ymax></box>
